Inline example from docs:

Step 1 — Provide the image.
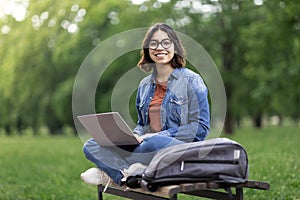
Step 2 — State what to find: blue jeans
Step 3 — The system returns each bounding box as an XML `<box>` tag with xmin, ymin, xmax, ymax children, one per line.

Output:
<box><xmin>83</xmin><ymin>135</ymin><xmax>184</xmax><ymax>185</ymax></box>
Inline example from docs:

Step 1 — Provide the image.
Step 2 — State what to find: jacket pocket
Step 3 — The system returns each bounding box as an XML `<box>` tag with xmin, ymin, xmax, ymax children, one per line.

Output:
<box><xmin>169</xmin><ymin>96</ymin><xmax>187</xmax><ymax>123</ymax></box>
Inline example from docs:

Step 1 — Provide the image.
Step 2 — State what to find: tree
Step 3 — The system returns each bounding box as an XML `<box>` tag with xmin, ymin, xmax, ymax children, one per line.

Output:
<box><xmin>241</xmin><ymin>0</ymin><xmax>300</xmax><ymax>126</ymax></box>
<box><xmin>0</xmin><ymin>0</ymin><xmax>299</xmax><ymax>135</ymax></box>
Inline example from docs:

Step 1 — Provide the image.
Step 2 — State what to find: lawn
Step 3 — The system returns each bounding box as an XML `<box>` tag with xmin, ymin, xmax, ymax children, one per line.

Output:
<box><xmin>0</xmin><ymin>126</ymin><xmax>299</xmax><ymax>200</ymax></box>
<box><xmin>228</xmin><ymin>126</ymin><xmax>299</xmax><ymax>200</ymax></box>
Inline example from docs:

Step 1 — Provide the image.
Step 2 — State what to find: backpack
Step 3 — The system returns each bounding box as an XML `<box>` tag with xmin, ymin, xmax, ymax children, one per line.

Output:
<box><xmin>139</xmin><ymin>138</ymin><xmax>249</xmax><ymax>191</ymax></box>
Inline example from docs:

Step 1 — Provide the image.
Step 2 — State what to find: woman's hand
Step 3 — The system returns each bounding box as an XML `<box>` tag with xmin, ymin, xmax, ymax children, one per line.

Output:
<box><xmin>134</xmin><ymin>133</ymin><xmax>158</xmax><ymax>143</ymax></box>
<box><xmin>134</xmin><ymin>134</ymin><xmax>144</xmax><ymax>143</ymax></box>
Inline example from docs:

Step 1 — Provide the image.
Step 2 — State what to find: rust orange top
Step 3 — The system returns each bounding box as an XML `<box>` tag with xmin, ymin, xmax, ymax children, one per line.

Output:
<box><xmin>149</xmin><ymin>80</ymin><xmax>167</xmax><ymax>132</ymax></box>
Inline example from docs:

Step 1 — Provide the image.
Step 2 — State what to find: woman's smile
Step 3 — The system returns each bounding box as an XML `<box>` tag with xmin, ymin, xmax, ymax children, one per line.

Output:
<box><xmin>154</xmin><ymin>52</ymin><xmax>168</xmax><ymax>58</ymax></box>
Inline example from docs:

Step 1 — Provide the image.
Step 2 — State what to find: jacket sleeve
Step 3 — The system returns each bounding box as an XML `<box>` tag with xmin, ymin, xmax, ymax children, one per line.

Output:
<box><xmin>132</xmin><ymin>86</ymin><xmax>143</xmax><ymax>135</ymax></box>
<box><xmin>132</xmin><ymin>85</ymin><xmax>148</xmax><ymax>135</ymax></box>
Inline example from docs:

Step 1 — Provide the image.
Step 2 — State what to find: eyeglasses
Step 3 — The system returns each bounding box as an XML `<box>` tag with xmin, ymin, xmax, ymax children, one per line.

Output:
<box><xmin>148</xmin><ymin>39</ymin><xmax>172</xmax><ymax>50</ymax></box>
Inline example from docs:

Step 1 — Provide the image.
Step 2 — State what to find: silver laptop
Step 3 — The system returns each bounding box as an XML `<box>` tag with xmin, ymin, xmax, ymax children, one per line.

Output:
<box><xmin>77</xmin><ymin>112</ymin><xmax>140</xmax><ymax>146</ymax></box>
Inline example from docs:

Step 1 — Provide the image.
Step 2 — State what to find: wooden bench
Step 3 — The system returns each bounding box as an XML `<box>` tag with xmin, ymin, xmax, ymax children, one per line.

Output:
<box><xmin>97</xmin><ymin>180</ymin><xmax>270</xmax><ymax>200</ymax></box>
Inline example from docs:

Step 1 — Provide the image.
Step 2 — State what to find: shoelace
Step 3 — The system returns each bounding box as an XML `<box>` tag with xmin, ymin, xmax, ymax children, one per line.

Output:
<box><xmin>103</xmin><ymin>179</ymin><xmax>111</xmax><ymax>193</ymax></box>
<box><xmin>102</xmin><ymin>175</ymin><xmax>129</xmax><ymax>193</ymax></box>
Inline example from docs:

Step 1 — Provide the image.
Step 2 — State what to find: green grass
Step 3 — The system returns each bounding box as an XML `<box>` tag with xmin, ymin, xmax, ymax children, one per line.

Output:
<box><xmin>229</xmin><ymin>126</ymin><xmax>300</xmax><ymax>200</ymax></box>
<box><xmin>0</xmin><ymin>126</ymin><xmax>299</xmax><ymax>200</ymax></box>
<box><xmin>0</xmin><ymin>135</ymin><xmax>97</xmax><ymax>200</ymax></box>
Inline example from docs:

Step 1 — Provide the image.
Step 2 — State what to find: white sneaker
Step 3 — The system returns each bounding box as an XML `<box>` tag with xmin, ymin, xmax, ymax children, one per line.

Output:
<box><xmin>121</xmin><ymin>163</ymin><xmax>147</xmax><ymax>182</ymax></box>
<box><xmin>80</xmin><ymin>167</ymin><xmax>111</xmax><ymax>185</ymax></box>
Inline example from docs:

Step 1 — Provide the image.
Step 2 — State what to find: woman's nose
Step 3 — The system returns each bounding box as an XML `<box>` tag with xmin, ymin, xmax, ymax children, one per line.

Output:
<box><xmin>156</xmin><ymin>43</ymin><xmax>164</xmax><ymax>50</ymax></box>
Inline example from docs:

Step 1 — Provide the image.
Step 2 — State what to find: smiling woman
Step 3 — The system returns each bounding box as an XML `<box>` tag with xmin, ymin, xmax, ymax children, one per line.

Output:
<box><xmin>81</xmin><ymin>22</ymin><xmax>211</xmax><ymax>188</ymax></box>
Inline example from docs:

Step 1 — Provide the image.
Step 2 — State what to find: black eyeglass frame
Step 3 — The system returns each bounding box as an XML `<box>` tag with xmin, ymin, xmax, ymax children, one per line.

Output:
<box><xmin>148</xmin><ymin>38</ymin><xmax>173</xmax><ymax>50</ymax></box>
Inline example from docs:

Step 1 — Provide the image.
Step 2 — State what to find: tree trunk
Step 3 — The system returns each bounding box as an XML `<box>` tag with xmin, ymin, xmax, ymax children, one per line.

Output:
<box><xmin>252</xmin><ymin>114</ymin><xmax>262</xmax><ymax>128</ymax></box>
<box><xmin>224</xmin><ymin>109</ymin><xmax>234</xmax><ymax>134</ymax></box>
<box><xmin>219</xmin><ymin>12</ymin><xmax>236</xmax><ymax>134</ymax></box>
<box><xmin>222</xmin><ymin>41</ymin><xmax>234</xmax><ymax>134</ymax></box>
<box><xmin>224</xmin><ymin>82</ymin><xmax>234</xmax><ymax>134</ymax></box>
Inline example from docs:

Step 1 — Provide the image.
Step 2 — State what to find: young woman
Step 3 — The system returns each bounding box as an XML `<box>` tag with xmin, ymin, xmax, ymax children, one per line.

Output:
<box><xmin>81</xmin><ymin>23</ymin><xmax>210</xmax><ymax>187</ymax></box>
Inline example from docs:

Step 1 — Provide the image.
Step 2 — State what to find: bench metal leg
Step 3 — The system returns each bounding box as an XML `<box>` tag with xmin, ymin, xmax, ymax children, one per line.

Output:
<box><xmin>98</xmin><ymin>185</ymin><xmax>103</xmax><ymax>200</ymax></box>
<box><xmin>98</xmin><ymin>186</ymin><xmax>102</xmax><ymax>200</ymax></box>
<box><xmin>236</xmin><ymin>187</ymin><xmax>243</xmax><ymax>200</ymax></box>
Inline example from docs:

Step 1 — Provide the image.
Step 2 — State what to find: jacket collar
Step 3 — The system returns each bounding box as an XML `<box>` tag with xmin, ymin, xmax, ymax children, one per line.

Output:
<box><xmin>150</xmin><ymin>67</ymin><xmax>183</xmax><ymax>82</ymax></box>
<box><xmin>170</xmin><ymin>68</ymin><xmax>183</xmax><ymax>79</ymax></box>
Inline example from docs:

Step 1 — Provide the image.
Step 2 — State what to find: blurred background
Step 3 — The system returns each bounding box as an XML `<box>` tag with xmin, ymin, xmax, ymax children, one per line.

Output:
<box><xmin>0</xmin><ymin>1</ymin><xmax>299</xmax><ymax>199</ymax></box>
<box><xmin>0</xmin><ymin>0</ymin><xmax>299</xmax><ymax>135</ymax></box>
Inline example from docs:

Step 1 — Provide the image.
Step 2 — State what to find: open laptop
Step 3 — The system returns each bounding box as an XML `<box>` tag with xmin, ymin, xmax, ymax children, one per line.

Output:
<box><xmin>77</xmin><ymin>112</ymin><xmax>140</xmax><ymax>146</ymax></box>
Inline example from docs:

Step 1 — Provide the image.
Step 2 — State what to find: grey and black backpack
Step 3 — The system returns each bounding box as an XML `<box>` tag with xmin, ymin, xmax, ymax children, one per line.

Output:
<box><xmin>126</xmin><ymin>138</ymin><xmax>249</xmax><ymax>192</ymax></box>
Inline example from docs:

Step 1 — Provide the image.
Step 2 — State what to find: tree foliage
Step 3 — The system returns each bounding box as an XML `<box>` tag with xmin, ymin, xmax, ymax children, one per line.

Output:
<box><xmin>0</xmin><ymin>0</ymin><xmax>299</xmax><ymax>134</ymax></box>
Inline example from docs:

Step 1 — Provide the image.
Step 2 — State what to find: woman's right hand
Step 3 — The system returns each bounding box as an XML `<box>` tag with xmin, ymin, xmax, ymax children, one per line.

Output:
<box><xmin>134</xmin><ymin>134</ymin><xmax>144</xmax><ymax>143</ymax></box>
<box><xmin>134</xmin><ymin>133</ymin><xmax>158</xmax><ymax>143</ymax></box>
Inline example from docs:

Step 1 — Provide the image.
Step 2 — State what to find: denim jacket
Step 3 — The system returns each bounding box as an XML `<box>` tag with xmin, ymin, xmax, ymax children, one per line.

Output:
<box><xmin>133</xmin><ymin>68</ymin><xmax>210</xmax><ymax>142</ymax></box>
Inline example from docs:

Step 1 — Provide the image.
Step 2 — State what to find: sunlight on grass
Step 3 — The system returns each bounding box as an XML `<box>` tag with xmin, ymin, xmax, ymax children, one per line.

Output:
<box><xmin>0</xmin><ymin>126</ymin><xmax>299</xmax><ymax>199</ymax></box>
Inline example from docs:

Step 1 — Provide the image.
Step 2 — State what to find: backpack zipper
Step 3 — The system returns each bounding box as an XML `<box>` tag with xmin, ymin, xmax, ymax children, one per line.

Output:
<box><xmin>180</xmin><ymin>160</ymin><xmax>239</xmax><ymax>171</ymax></box>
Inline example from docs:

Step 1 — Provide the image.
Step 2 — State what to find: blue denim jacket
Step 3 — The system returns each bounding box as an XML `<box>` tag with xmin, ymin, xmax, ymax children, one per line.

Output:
<box><xmin>133</xmin><ymin>68</ymin><xmax>210</xmax><ymax>142</ymax></box>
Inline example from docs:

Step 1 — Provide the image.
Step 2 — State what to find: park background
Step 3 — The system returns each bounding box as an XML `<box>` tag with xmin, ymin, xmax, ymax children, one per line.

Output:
<box><xmin>0</xmin><ymin>0</ymin><xmax>299</xmax><ymax>199</ymax></box>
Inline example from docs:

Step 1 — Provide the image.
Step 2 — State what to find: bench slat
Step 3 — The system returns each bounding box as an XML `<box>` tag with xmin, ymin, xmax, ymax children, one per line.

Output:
<box><xmin>242</xmin><ymin>180</ymin><xmax>270</xmax><ymax>190</ymax></box>
<box><xmin>130</xmin><ymin>184</ymin><xmax>182</xmax><ymax>198</ymax></box>
<box><xmin>182</xmin><ymin>190</ymin><xmax>238</xmax><ymax>200</ymax></box>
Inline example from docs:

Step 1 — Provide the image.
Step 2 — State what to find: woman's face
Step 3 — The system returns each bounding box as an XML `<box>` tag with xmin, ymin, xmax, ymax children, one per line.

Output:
<box><xmin>148</xmin><ymin>30</ymin><xmax>175</xmax><ymax>66</ymax></box>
